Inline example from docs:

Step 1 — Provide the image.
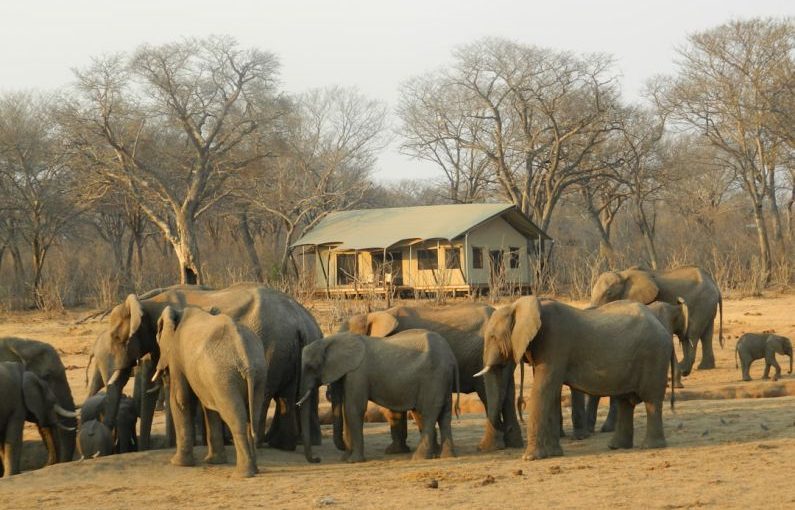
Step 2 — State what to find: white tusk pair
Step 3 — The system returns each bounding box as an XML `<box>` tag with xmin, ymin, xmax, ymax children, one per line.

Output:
<box><xmin>473</xmin><ymin>366</ymin><xmax>492</xmax><ymax>378</ymax></box>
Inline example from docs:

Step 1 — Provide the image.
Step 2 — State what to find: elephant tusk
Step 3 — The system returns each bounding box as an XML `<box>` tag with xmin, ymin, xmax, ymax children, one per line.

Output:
<box><xmin>106</xmin><ymin>369</ymin><xmax>121</xmax><ymax>386</ymax></box>
<box><xmin>56</xmin><ymin>422</ymin><xmax>76</xmax><ymax>432</ymax></box>
<box><xmin>54</xmin><ymin>404</ymin><xmax>80</xmax><ymax>419</ymax></box>
<box><xmin>151</xmin><ymin>369</ymin><xmax>162</xmax><ymax>383</ymax></box>
<box><xmin>296</xmin><ymin>390</ymin><xmax>312</xmax><ymax>407</ymax></box>
<box><xmin>473</xmin><ymin>366</ymin><xmax>491</xmax><ymax>378</ymax></box>
<box><xmin>146</xmin><ymin>383</ymin><xmax>162</xmax><ymax>395</ymax></box>
<box><xmin>92</xmin><ymin>451</ymin><xmax>101</xmax><ymax>459</ymax></box>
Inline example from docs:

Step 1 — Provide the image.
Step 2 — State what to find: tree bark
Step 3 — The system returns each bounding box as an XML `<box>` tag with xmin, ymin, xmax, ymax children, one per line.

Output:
<box><xmin>238</xmin><ymin>212</ymin><xmax>264</xmax><ymax>282</ymax></box>
<box><xmin>751</xmin><ymin>202</ymin><xmax>773</xmax><ymax>283</ymax></box>
<box><xmin>174</xmin><ymin>215</ymin><xmax>202</xmax><ymax>285</ymax></box>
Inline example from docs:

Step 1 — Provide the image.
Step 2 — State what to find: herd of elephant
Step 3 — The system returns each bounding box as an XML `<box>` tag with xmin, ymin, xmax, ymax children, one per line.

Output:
<box><xmin>1</xmin><ymin>265</ymin><xmax>788</xmax><ymax>478</ymax></box>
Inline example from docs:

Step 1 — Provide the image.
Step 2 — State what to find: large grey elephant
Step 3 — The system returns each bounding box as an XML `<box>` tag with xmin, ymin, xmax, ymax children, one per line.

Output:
<box><xmin>102</xmin><ymin>283</ymin><xmax>322</xmax><ymax>452</ymax></box>
<box><xmin>735</xmin><ymin>333</ymin><xmax>793</xmax><ymax>381</ymax></box>
<box><xmin>80</xmin><ymin>392</ymin><xmax>138</xmax><ymax>453</ymax></box>
<box><xmin>477</xmin><ymin>297</ymin><xmax>674</xmax><ymax>461</ymax></box>
<box><xmin>298</xmin><ymin>329</ymin><xmax>460</xmax><ymax>464</ymax></box>
<box><xmin>0</xmin><ymin>337</ymin><xmax>78</xmax><ymax>463</ymax></box>
<box><xmin>590</xmin><ymin>266</ymin><xmax>722</xmax><ymax>374</ymax></box>
<box><xmin>339</xmin><ymin>303</ymin><xmax>521</xmax><ymax>452</ymax></box>
<box><xmin>585</xmin><ymin>299</ymin><xmax>689</xmax><ymax>434</ymax></box>
<box><xmin>154</xmin><ymin>305</ymin><xmax>267</xmax><ymax>477</ymax></box>
<box><xmin>0</xmin><ymin>361</ymin><xmax>77</xmax><ymax>477</ymax></box>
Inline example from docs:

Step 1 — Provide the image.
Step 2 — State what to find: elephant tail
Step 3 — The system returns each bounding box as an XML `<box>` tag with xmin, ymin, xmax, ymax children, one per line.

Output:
<box><xmin>718</xmin><ymin>293</ymin><xmax>724</xmax><ymax>348</ymax></box>
<box><xmin>85</xmin><ymin>352</ymin><xmax>94</xmax><ymax>388</ymax></box>
<box><xmin>454</xmin><ymin>360</ymin><xmax>461</xmax><ymax>419</ymax></box>
<box><xmin>246</xmin><ymin>371</ymin><xmax>258</xmax><ymax>444</ymax></box>
<box><xmin>735</xmin><ymin>343</ymin><xmax>739</xmax><ymax>369</ymax></box>
<box><xmin>517</xmin><ymin>361</ymin><xmax>526</xmax><ymax>423</ymax></box>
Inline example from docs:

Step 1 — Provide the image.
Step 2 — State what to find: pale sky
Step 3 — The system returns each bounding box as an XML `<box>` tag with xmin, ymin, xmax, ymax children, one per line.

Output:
<box><xmin>1</xmin><ymin>1</ymin><xmax>791</xmax><ymax>181</ymax></box>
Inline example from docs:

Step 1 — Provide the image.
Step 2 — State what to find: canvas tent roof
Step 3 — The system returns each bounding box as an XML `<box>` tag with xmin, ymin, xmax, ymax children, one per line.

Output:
<box><xmin>291</xmin><ymin>203</ymin><xmax>550</xmax><ymax>251</ymax></box>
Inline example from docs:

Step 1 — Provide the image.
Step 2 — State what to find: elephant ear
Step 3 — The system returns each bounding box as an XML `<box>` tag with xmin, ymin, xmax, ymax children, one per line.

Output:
<box><xmin>110</xmin><ymin>294</ymin><xmax>144</xmax><ymax>343</ymax></box>
<box><xmin>22</xmin><ymin>371</ymin><xmax>49</xmax><ymax>425</ymax></box>
<box><xmin>321</xmin><ymin>335</ymin><xmax>366</xmax><ymax>384</ymax></box>
<box><xmin>623</xmin><ymin>270</ymin><xmax>659</xmax><ymax>304</ymax></box>
<box><xmin>155</xmin><ymin>306</ymin><xmax>179</xmax><ymax>367</ymax></box>
<box><xmin>510</xmin><ymin>297</ymin><xmax>543</xmax><ymax>364</ymax></box>
<box><xmin>367</xmin><ymin>312</ymin><xmax>399</xmax><ymax>337</ymax></box>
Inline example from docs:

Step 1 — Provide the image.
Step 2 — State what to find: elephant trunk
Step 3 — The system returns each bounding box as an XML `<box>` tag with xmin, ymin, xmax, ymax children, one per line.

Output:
<box><xmin>102</xmin><ymin>367</ymin><xmax>131</xmax><ymax>431</ymax></box>
<box><xmin>299</xmin><ymin>377</ymin><xmax>320</xmax><ymax>463</ymax></box>
<box><xmin>679</xmin><ymin>341</ymin><xmax>696</xmax><ymax>377</ymax></box>
<box><xmin>50</xmin><ymin>374</ymin><xmax>77</xmax><ymax>462</ymax></box>
<box><xmin>483</xmin><ymin>368</ymin><xmax>506</xmax><ymax>432</ymax></box>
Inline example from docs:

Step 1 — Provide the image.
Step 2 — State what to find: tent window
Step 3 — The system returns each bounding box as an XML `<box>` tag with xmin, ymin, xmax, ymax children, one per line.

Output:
<box><xmin>445</xmin><ymin>248</ymin><xmax>461</xmax><ymax>270</ymax></box>
<box><xmin>418</xmin><ymin>249</ymin><xmax>438</xmax><ymax>270</ymax></box>
<box><xmin>336</xmin><ymin>254</ymin><xmax>356</xmax><ymax>285</ymax></box>
<box><xmin>508</xmin><ymin>247</ymin><xmax>520</xmax><ymax>269</ymax></box>
<box><xmin>472</xmin><ymin>247</ymin><xmax>483</xmax><ymax>269</ymax></box>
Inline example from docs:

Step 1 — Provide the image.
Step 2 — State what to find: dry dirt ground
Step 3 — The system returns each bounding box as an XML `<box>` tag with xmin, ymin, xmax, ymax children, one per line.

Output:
<box><xmin>2</xmin><ymin>294</ymin><xmax>795</xmax><ymax>509</ymax></box>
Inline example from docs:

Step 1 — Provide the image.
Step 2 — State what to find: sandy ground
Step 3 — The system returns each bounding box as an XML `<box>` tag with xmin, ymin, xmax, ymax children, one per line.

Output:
<box><xmin>1</xmin><ymin>293</ymin><xmax>795</xmax><ymax>509</ymax></box>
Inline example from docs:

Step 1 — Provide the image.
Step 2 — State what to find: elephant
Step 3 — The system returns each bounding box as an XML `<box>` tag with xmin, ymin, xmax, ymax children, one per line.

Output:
<box><xmin>79</xmin><ymin>392</ymin><xmax>138</xmax><ymax>453</ymax></box>
<box><xmin>0</xmin><ymin>337</ymin><xmax>78</xmax><ymax>463</ymax></box>
<box><xmin>298</xmin><ymin>329</ymin><xmax>460</xmax><ymax>464</ymax></box>
<box><xmin>735</xmin><ymin>333</ymin><xmax>793</xmax><ymax>381</ymax></box>
<box><xmin>0</xmin><ymin>361</ymin><xmax>78</xmax><ymax>477</ymax></box>
<box><xmin>584</xmin><ymin>298</ymin><xmax>689</xmax><ymax>435</ymax></box>
<box><xmin>590</xmin><ymin>265</ymin><xmax>723</xmax><ymax>374</ymax></box>
<box><xmin>339</xmin><ymin>303</ymin><xmax>521</xmax><ymax>452</ymax></box>
<box><xmin>477</xmin><ymin>297</ymin><xmax>674</xmax><ymax>461</ymax></box>
<box><xmin>154</xmin><ymin>305</ymin><xmax>267</xmax><ymax>478</ymax></box>
<box><xmin>103</xmin><ymin>283</ymin><xmax>322</xmax><ymax>452</ymax></box>
<box><xmin>77</xmin><ymin>420</ymin><xmax>113</xmax><ymax>459</ymax></box>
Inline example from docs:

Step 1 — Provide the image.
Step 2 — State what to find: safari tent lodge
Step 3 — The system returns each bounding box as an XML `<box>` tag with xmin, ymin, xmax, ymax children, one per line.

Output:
<box><xmin>290</xmin><ymin>203</ymin><xmax>551</xmax><ymax>297</ymax></box>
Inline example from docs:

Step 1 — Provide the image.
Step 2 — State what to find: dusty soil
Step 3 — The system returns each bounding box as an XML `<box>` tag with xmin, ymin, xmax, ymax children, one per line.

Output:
<box><xmin>2</xmin><ymin>293</ymin><xmax>795</xmax><ymax>509</ymax></box>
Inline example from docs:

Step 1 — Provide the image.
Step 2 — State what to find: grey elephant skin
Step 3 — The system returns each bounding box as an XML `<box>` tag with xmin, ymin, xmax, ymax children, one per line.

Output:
<box><xmin>585</xmin><ymin>299</ymin><xmax>688</xmax><ymax>434</ymax></box>
<box><xmin>0</xmin><ymin>337</ymin><xmax>78</xmax><ymax>463</ymax></box>
<box><xmin>103</xmin><ymin>283</ymin><xmax>322</xmax><ymax>452</ymax></box>
<box><xmin>480</xmin><ymin>297</ymin><xmax>673</xmax><ymax>461</ymax></box>
<box><xmin>299</xmin><ymin>330</ymin><xmax>460</xmax><ymax>464</ymax></box>
<box><xmin>77</xmin><ymin>420</ymin><xmax>113</xmax><ymax>459</ymax></box>
<box><xmin>735</xmin><ymin>333</ymin><xmax>793</xmax><ymax>381</ymax></box>
<box><xmin>80</xmin><ymin>392</ymin><xmax>138</xmax><ymax>453</ymax></box>
<box><xmin>340</xmin><ymin>303</ymin><xmax>521</xmax><ymax>452</ymax></box>
<box><xmin>590</xmin><ymin>266</ymin><xmax>723</xmax><ymax>375</ymax></box>
<box><xmin>0</xmin><ymin>361</ymin><xmax>77</xmax><ymax>477</ymax></box>
<box><xmin>155</xmin><ymin>305</ymin><xmax>267</xmax><ymax>478</ymax></box>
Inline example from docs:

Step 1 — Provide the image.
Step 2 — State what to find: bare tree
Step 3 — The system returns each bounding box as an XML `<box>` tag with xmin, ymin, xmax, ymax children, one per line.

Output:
<box><xmin>61</xmin><ymin>36</ymin><xmax>280</xmax><ymax>284</ymax></box>
<box><xmin>659</xmin><ymin>18</ymin><xmax>795</xmax><ymax>281</ymax></box>
<box><xmin>244</xmin><ymin>87</ymin><xmax>386</xmax><ymax>275</ymax></box>
<box><xmin>398</xmin><ymin>38</ymin><xmax>621</xmax><ymax>231</ymax></box>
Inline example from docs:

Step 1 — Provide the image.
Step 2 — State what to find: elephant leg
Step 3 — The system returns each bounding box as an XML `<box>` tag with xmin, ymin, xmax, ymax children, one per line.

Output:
<box><xmin>3</xmin><ymin>418</ymin><xmax>23</xmax><ymax>477</ymax></box>
<box><xmin>343</xmin><ymin>396</ymin><xmax>366</xmax><ymax>463</ymax></box>
<box><xmin>135</xmin><ymin>358</ymin><xmax>158</xmax><ymax>450</ymax></box>
<box><xmin>475</xmin><ymin>386</ymin><xmax>502</xmax><ymax>451</ymax></box>
<box><xmin>501</xmin><ymin>375</ymin><xmax>524</xmax><ymax>448</ymax></box>
<box><xmin>258</xmin><ymin>396</ymin><xmax>271</xmax><ymax>447</ymax></box>
<box><xmin>413</xmin><ymin>407</ymin><xmax>443</xmax><ymax>461</ymax></box>
<box><xmin>38</xmin><ymin>425</ymin><xmax>58</xmax><ymax>466</ymax></box>
<box><xmin>164</xmin><ymin>381</ymin><xmax>177</xmax><ymax>448</ymax></box>
<box><xmin>601</xmin><ymin>397</ymin><xmax>618</xmax><ymax>432</ymax></box>
<box><xmin>438</xmin><ymin>397</ymin><xmax>456</xmax><ymax>459</ymax></box>
<box><xmin>383</xmin><ymin>409</ymin><xmax>410</xmax><ymax>454</ymax></box>
<box><xmin>310</xmin><ymin>386</ymin><xmax>322</xmax><ymax>446</ymax></box>
<box><xmin>585</xmin><ymin>395</ymin><xmax>599</xmax><ymax>434</ymax></box>
<box><xmin>570</xmin><ymin>389</ymin><xmax>590</xmax><ymax>440</ymax></box>
<box><xmin>523</xmin><ymin>367</ymin><xmax>564</xmax><ymax>461</ymax></box>
<box><xmin>672</xmin><ymin>360</ymin><xmax>684</xmax><ymax>389</ymax></box>
<box><xmin>267</xmin><ymin>397</ymin><xmax>298</xmax><ymax>451</ymax></box>
<box><xmin>741</xmin><ymin>354</ymin><xmax>753</xmax><ymax>381</ymax></box>
<box><xmin>223</xmin><ymin>403</ymin><xmax>258</xmax><ymax>478</ymax></box>
<box><xmin>203</xmin><ymin>409</ymin><xmax>228</xmax><ymax>464</ymax></box>
<box><xmin>641</xmin><ymin>400</ymin><xmax>666</xmax><ymax>449</ymax></box>
<box><xmin>169</xmin><ymin>381</ymin><xmax>196</xmax><ymax>467</ymax></box>
<box><xmin>607</xmin><ymin>397</ymin><xmax>635</xmax><ymax>450</ymax></box>
<box><xmin>697</xmin><ymin>322</ymin><xmax>716</xmax><ymax>369</ymax></box>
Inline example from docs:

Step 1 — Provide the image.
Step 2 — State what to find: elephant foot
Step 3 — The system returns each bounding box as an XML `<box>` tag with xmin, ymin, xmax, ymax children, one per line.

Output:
<box><xmin>439</xmin><ymin>443</ymin><xmax>457</xmax><ymax>459</ymax></box>
<box><xmin>234</xmin><ymin>465</ymin><xmax>258</xmax><ymax>478</ymax></box>
<box><xmin>384</xmin><ymin>442</ymin><xmax>411</xmax><ymax>454</ymax></box>
<box><xmin>673</xmin><ymin>381</ymin><xmax>685</xmax><ymax>389</ymax></box>
<box><xmin>697</xmin><ymin>360</ymin><xmax>716</xmax><ymax>370</ymax></box>
<box><xmin>503</xmin><ymin>428</ymin><xmax>525</xmax><ymax>449</ymax></box>
<box><xmin>170</xmin><ymin>453</ymin><xmax>196</xmax><ymax>467</ymax></box>
<box><xmin>572</xmin><ymin>429</ymin><xmax>591</xmax><ymax>441</ymax></box>
<box><xmin>267</xmin><ymin>437</ymin><xmax>297</xmax><ymax>452</ymax></box>
<box><xmin>743</xmin><ymin>376</ymin><xmax>752</xmax><ymax>382</ymax></box>
<box><xmin>477</xmin><ymin>438</ymin><xmax>500</xmax><ymax>452</ymax></box>
<box><xmin>522</xmin><ymin>444</ymin><xmax>563</xmax><ymax>461</ymax></box>
<box><xmin>762</xmin><ymin>375</ymin><xmax>770</xmax><ymax>380</ymax></box>
<box><xmin>600</xmin><ymin>422</ymin><xmax>616</xmax><ymax>433</ymax></box>
<box><xmin>607</xmin><ymin>435</ymin><xmax>633</xmax><ymax>450</ymax></box>
<box><xmin>345</xmin><ymin>454</ymin><xmax>366</xmax><ymax>463</ymax></box>
<box><xmin>641</xmin><ymin>437</ymin><xmax>667</xmax><ymax>449</ymax></box>
<box><xmin>204</xmin><ymin>452</ymin><xmax>228</xmax><ymax>465</ymax></box>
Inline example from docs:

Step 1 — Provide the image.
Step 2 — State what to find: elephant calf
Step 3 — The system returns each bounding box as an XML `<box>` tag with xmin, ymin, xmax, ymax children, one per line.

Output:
<box><xmin>735</xmin><ymin>333</ymin><xmax>793</xmax><ymax>381</ymax></box>
<box><xmin>77</xmin><ymin>420</ymin><xmax>113</xmax><ymax>459</ymax></box>
<box><xmin>79</xmin><ymin>392</ymin><xmax>138</xmax><ymax>453</ymax></box>
<box><xmin>154</xmin><ymin>305</ymin><xmax>267</xmax><ymax>478</ymax></box>
<box><xmin>298</xmin><ymin>329</ymin><xmax>460</xmax><ymax>463</ymax></box>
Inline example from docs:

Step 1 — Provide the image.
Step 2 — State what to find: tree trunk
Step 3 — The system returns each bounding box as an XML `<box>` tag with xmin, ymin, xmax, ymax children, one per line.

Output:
<box><xmin>238</xmin><ymin>212</ymin><xmax>264</xmax><ymax>282</ymax></box>
<box><xmin>751</xmin><ymin>202</ymin><xmax>773</xmax><ymax>283</ymax></box>
<box><xmin>174</xmin><ymin>215</ymin><xmax>202</xmax><ymax>285</ymax></box>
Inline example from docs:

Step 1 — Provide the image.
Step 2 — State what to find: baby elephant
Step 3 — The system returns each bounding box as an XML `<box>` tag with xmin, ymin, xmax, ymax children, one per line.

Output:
<box><xmin>154</xmin><ymin>305</ymin><xmax>267</xmax><ymax>478</ymax></box>
<box><xmin>735</xmin><ymin>333</ymin><xmax>793</xmax><ymax>381</ymax></box>
<box><xmin>77</xmin><ymin>420</ymin><xmax>113</xmax><ymax>459</ymax></box>
<box><xmin>298</xmin><ymin>329</ymin><xmax>460</xmax><ymax>464</ymax></box>
<box><xmin>79</xmin><ymin>392</ymin><xmax>138</xmax><ymax>453</ymax></box>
